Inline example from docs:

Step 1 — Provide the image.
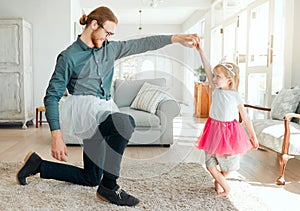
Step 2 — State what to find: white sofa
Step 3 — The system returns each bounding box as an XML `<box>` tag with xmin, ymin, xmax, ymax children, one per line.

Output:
<box><xmin>64</xmin><ymin>78</ymin><xmax>180</xmax><ymax>146</ymax></box>
<box><xmin>113</xmin><ymin>78</ymin><xmax>180</xmax><ymax>146</ymax></box>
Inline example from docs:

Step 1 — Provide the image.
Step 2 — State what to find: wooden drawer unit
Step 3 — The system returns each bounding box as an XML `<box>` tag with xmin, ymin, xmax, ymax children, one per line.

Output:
<box><xmin>194</xmin><ymin>82</ymin><xmax>211</xmax><ymax>118</ymax></box>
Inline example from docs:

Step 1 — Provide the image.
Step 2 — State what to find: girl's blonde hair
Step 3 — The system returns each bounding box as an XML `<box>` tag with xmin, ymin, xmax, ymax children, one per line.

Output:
<box><xmin>214</xmin><ymin>62</ymin><xmax>240</xmax><ymax>91</ymax></box>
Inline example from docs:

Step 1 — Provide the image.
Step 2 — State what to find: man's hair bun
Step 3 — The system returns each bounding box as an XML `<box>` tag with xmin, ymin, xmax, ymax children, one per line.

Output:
<box><xmin>79</xmin><ymin>14</ymin><xmax>88</xmax><ymax>25</ymax></box>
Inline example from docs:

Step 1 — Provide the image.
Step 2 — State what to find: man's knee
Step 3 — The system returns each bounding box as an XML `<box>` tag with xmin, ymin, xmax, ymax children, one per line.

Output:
<box><xmin>112</xmin><ymin>112</ymin><xmax>135</xmax><ymax>127</ymax></box>
<box><xmin>111</xmin><ymin>113</ymin><xmax>135</xmax><ymax>140</ymax></box>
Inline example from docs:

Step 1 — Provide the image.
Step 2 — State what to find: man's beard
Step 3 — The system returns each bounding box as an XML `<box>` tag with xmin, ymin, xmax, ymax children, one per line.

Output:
<box><xmin>91</xmin><ymin>31</ymin><xmax>104</xmax><ymax>48</ymax></box>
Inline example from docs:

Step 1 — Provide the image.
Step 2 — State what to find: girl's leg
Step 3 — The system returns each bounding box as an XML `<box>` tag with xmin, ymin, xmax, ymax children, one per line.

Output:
<box><xmin>214</xmin><ymin>180</ymin><xmax>223</xmax><ymax>194</ymax></box>
<box><xmin>222</xmin><ymin>171</ymin><xmax>230</xmax><ymax>178</ymax></box>
<box><xmin>214</xmin><ymin>171</ymin><xmax>230</xmax><ymax>194</ymax></box>
<box><xmin>207</xmin><ymin>166</ymin><xmax>230</xmax><ymax>197</ymax></box>
<box><xmin>215</xmin><ymin>154</ymin><xmax>240</xmax><ymax>196</ymax></box>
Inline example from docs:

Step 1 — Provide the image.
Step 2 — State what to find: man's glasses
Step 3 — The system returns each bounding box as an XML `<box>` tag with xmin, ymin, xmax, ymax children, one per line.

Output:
<box><xmin>98</xmin><ymin>24</ymin><xmax>114</xmax><ymax>38</ymax></box>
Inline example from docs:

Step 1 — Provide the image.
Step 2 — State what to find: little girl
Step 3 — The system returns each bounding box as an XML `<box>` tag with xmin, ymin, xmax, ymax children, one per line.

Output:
<box><xmin>195</xmin><ymin>43</ymin><xmax>259</xmax><ymax>197</ymax></box>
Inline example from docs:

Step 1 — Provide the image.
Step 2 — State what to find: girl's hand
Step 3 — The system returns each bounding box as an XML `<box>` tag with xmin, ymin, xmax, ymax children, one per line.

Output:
<box><xmin>171</xmin><ymin>34</ymin><xmax>200</xmax><ymax>48</ymax></box>
<box><xmin>251</xmin><ymin>138</ymin><xmax>259</xmax><ymax>150</ymax></box>
<box><xmin>195</xmin><ymin>41</ymin><xmax>204</xmax><ymax>54</ymax></box>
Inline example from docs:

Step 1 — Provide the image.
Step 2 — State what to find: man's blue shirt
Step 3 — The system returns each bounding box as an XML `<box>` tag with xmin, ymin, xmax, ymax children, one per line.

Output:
<box><xmin>44</xmin><ymin>35</ymin><xmax>172</xmax><ymax>131</ymax></box>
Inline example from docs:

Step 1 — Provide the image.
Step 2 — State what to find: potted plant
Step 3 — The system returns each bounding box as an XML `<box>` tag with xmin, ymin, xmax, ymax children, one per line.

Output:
<box><xmin>195</xmin><ymin>66</ymin><xmax>206</xmax><ymax>82</ymax></box>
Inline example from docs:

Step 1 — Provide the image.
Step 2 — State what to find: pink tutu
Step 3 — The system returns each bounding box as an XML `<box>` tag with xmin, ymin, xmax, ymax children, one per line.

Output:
<box><xmin>195</xmin><ymin>117</ymin><xmax>252</xmax><ymax>156</ymax></box>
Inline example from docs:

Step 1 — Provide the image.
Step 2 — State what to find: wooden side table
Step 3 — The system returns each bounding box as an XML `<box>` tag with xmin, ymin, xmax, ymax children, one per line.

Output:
<box><xmin>35</xmin><ymin>106</ymin><xmax>46</xmax><ymax>128</ymax></box>
<box><xmin>194</xmin><ymin>82</ymin><xmax>212</xmax><ymax>118</ymax></box>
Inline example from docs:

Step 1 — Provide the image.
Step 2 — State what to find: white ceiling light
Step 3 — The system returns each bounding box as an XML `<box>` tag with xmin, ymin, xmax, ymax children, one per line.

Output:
<box><xmin>143</xmin><ymin>0</ymin><xmax>164</xmax><ymax>8</ymax></box>
<box><xmin>138</xmin><ymin>10</ymin><xmax>142</xmax><ymax>31</ymax></box>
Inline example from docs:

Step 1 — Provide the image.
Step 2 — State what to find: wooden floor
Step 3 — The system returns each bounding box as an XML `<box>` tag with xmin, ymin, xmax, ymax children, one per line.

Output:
<box><xmin>0</xmin><ymin>117</ymin><xmax>300</xmax><ymax>210</ymax></box>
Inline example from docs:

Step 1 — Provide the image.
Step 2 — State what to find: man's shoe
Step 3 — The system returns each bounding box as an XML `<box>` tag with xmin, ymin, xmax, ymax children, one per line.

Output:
<box><xmin>96</xmin><ymin>184</ymin><xmax>139</xmax><ymax>207</ymax></box>
<box><xmin>16</xmin><ymin>151</ymin><xmax>42</xmax><ymax>185</ymax></box>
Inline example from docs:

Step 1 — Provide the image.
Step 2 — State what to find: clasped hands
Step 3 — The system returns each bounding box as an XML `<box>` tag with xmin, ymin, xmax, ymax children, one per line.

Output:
<box><xmin>171</xmin><ymin>33</ymin><xmax>201</xmax><ymax>48</ymax></box>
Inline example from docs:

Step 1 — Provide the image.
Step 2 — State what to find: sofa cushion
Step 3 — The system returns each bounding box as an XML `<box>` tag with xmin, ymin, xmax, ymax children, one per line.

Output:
<box><xmin>113</xmin><ymin>78</ymin><xmax>166</xmax><ymax>107</ymax></box>
<box><xmin>119</xmin><ymin>107</ymin><xmax>160</xmax><ymax>127</ymax></box>
<box><xmin>130</xmin><ymin>82</ymin><xmax>172</xmax><ymax>114</ymax></box>
<box><xmin>270</xmin><ymin>87</ymin><xmax>300</xmax><ymax>120</ymax></box>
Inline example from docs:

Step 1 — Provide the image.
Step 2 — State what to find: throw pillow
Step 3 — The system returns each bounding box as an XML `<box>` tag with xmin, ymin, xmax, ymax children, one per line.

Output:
<box><xmin>130</xmin><ymin>82</ymin><xmax>172</xmax><ymax>114</ymax></box>
<box><xmin>270</xmin><ymin>87</ymin><xmax>300</xmax><ymax>120</ymax></box>
<box><xmin>291</xmin><ymin>101</ymin><xmax>300</xmax><ymax>124</ymax></box>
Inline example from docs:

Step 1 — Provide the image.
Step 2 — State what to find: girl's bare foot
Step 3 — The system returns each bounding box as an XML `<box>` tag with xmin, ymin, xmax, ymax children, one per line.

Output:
<box><xmin>207</xmin><ymin>166</ymin><xmax>231</xmax><ymax>198</ymax></box>
<box><xmin>214</xmin><ymin>186</ymin><xmax>230</xmax><ymax>197</ymax></box>
<box><xmin>214</xmin><ymin>180</ymin><xmax>223</xmax><ymax>194</ymax></box>
<box><xmin>214</xmin><ymin>191</ymin><xmax>229</xmax><ymax>197</ymax></box>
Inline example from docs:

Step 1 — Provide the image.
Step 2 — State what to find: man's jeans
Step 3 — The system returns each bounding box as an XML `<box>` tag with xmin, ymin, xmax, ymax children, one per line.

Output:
<box><xmin>40</xmin><ymin>112</ymin><xmax>135</xmax><ymax>186</ymax></box>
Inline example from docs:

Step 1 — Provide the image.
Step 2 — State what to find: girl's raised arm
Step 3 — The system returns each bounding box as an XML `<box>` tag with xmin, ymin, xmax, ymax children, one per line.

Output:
<box><xmin>196</xmin><ymin>43</ymin><xmax>213</xmax><ymax>87</ymax></box>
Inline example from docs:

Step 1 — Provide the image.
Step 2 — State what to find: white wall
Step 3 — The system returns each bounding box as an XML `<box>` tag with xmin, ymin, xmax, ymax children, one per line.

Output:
<box><xmin>181</xmin><ymin>9</ymin><xmax>212</xmax><ymax>66</ymax></box>
<box><xmin>71</xmin><ymin>0</ymin><xmax>83</xmax><ymax>42</ymax></box>
<box><xmin>292</xmin><ymin>0</ymin><xmax>300</xmax><ymax>86</ymax></box>
<box><xmin>0</xmin><ymin>0</ymin><xmax>72</xmax><ymax>112</ymax></box>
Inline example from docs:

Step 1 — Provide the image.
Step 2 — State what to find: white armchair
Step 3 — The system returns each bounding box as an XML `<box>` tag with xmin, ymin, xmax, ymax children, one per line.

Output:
<box><xmin>242</xmin><ymin>87</ymin><xmax>300</xmax><ymax>185</ymax></box>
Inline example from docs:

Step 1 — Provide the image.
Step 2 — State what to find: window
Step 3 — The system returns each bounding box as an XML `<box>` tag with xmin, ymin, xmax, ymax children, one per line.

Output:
<box><xmin>210</xmin><ymin>0</ymin><xmax>285</xmax><ymax>107</ymax></box>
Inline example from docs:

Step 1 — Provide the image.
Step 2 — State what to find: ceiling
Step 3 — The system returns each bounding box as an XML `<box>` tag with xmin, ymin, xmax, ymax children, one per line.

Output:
<box><xmin>79</xmin><ymin>0</ymin><xmax>212</xmax><ymax>25</ymax></box>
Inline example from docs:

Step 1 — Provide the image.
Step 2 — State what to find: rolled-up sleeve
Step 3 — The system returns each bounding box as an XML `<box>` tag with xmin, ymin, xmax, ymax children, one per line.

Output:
<box><xmin>112</xmin><ymin>35</ymin><xmax>172</xmax><ymax>60</ymax></box>
<box><xmin>44</xmin><ymin>54</ymin><xmax>71</xmax><ymax>131</ymax></box>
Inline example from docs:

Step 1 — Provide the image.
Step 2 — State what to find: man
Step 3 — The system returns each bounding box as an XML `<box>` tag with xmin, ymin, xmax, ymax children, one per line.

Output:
<box><xmin>17</xmin><ymin>6</ymin><xmax>199</xmax><ymax>207</ymax></box>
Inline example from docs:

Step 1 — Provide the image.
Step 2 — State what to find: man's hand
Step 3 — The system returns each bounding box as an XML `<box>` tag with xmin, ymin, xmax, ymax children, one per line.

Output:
<box><xmin>171</xmin><ymin>34</ymin><xmax>200</xmax><ymax>48</ymax></box>
<box><xmin>51</xmin><ymin>130</ymin><xmax>68</xmax><ymax>162</ymax></box>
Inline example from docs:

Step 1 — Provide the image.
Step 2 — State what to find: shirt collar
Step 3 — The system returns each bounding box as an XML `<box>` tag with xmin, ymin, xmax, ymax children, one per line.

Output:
<box><xmin>76</xmin><ymin>35</ymin><xmax>91</xmax><ymax>51</ymax></box>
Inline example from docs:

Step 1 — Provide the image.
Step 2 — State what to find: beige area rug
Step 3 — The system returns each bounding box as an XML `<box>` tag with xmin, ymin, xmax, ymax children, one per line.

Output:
<box><xmin>0</xmin><ymin>162</ymin><xmax>269</xmax><ymax>211</ymax></box>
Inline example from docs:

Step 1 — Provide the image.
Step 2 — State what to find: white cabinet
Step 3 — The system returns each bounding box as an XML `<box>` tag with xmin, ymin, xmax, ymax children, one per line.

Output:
<box><xmin>0</xmin><ymin>18</ymin><xmax>33</xmax><ymax>128</ymax></box>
